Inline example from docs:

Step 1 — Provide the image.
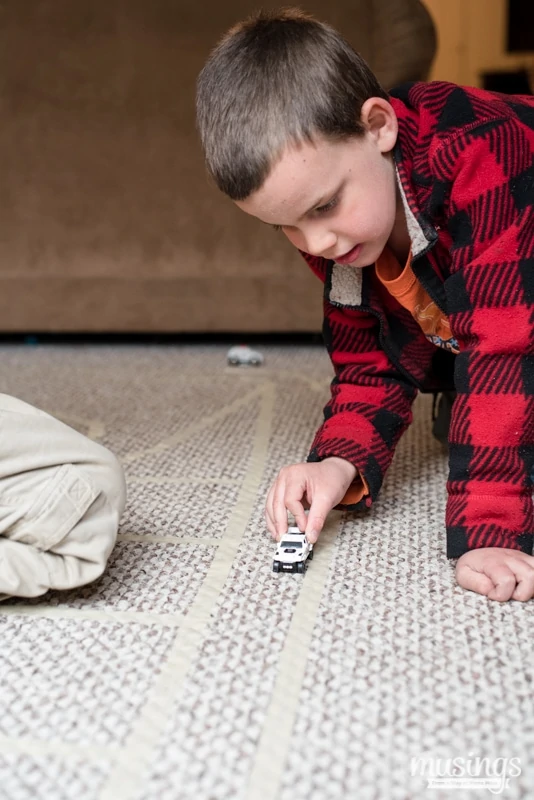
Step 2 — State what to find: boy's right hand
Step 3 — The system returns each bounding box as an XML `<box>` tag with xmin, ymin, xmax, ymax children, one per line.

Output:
<box><xmin>265</xmin><ymin>457</ymin><xmax>358</xmax><ymax>544</ymax></box>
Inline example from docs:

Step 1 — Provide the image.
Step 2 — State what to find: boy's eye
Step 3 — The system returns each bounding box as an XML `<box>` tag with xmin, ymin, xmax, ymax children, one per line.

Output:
<box><xmin>316</xmin><ymin>197</ymin><xmax>338</xmax><ymax>214</ymax></box>
<box><xmin>270</xmin><ymin>196</ymin><xmax>338</xmax><ymax>231</ymax></box>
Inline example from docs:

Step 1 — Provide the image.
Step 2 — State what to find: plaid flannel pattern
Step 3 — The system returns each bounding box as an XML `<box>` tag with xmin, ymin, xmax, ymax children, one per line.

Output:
<box><xmin>302</xmin><ymin>81</ymin><xmax>534</xmax><ymax>558</ymax></box>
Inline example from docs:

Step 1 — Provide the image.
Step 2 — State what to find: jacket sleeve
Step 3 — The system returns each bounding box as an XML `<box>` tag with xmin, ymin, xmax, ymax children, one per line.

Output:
<box><xmin>301</xmin><ymin>253</ymin><xmax>418</xmax><ymax>512</ymax></box>
<box><xmin>434</xmin><ymin>120</ymin><xmax>534</xmax><ymax>557</ymax></box>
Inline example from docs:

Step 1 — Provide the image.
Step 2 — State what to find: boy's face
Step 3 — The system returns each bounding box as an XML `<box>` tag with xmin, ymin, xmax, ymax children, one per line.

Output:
<box><xmin>235</xmin><ymin>98</ymin><xmax>406</xmax><ymax>267</ymax></box>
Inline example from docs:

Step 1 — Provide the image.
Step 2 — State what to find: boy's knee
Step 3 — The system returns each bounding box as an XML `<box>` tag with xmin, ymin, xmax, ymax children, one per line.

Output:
<box><xmin>85</xmin><ymin>443</ymin><xmax>127</xmax><ymax>520</ymax></box>
<box><xmin>97</xmin><ymin>447</ymin><xmax>127</xmax><ymax>519</ymax></box>
<box><xmin>49</xmin><ymin>444</ymin><xmax>127</xmax><ymax>573</ymax></box>
<box><xmin>46</xmin><ymin>448</ymin><xmax>126</xmax><ymax>589</ymax></box>
<box><xmin>77</xmin><ymin>445</ymin><xmax>127</xmax><ymax>565</ymax></box>
<box><xmin>0</xmin><ymin>430</ymin><xmax>127</xmax><ymax>599</ymax></box>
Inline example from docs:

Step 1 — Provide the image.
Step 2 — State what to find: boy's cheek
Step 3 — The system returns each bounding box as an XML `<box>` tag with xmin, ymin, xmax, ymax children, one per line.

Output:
<box><xmin>283</xmin><ymin>229</ymin><xmax>304</xmax><ymax>250</ymax></box>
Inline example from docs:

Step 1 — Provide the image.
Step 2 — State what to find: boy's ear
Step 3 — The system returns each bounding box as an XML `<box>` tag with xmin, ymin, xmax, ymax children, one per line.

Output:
<box><xmin>360</xmin><ymin>97</ymin><xmax>398</xmax><ymax>154</ymax></box>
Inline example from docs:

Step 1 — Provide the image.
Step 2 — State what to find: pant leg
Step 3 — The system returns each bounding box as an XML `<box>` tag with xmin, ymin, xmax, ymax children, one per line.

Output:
<box><xmin>0</xmin><ymin>394</ymin><xmax>126</xmax><ymax>600</ymax></box>
<box><xmin>429</xmin><ymin>350</ymin><xmax>457</xmax><ymax>449</ymax></box>
<box><xmin>431</xmin><ymin>390</ymin><xmax>457</xmax><ymax>448</ymax></box>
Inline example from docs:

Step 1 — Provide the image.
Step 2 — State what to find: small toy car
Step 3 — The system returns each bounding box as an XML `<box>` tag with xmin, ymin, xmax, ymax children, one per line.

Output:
<box><xmin>227</xmin><ymin>345</ymin><xmax>264</xmax><ymax>366</ymax></box>
<box><xmin>272</xmin><ymin>526</ymin><xmax>314</xmax><ymax>574</ymax></box>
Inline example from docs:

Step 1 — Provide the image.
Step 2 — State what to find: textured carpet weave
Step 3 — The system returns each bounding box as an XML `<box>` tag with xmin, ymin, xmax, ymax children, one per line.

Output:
<box><xmin>0</xmin><ymin>344</ymin><xmax>533</xmax><ymax>800</ymax></box>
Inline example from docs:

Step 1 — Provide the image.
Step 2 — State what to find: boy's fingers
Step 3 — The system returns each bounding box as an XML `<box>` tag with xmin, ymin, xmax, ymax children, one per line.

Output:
<box><xmin>285</xmin><ymin>499</ymin><xmax>307</xmax><ymax>533</ymax></box>
<box><xmin>456</xmin><ymin>563</ymin><xmax>498</xmax><ymax>597</ymax></box>
<box><xmin>512</xmin><ymin>574</ymin><xmax>534</xmax><ymax>601</ymax></box>
<box><xmin>264</xmin><ymin>510</ymin><xmax>276</xmax><ymax>539</ymax></box>
<box><xmin>456</xmin><ymin>553</ymin><xmax>534</xmax><ymax>601</ymax></box>
<box><xmin>284</xmin><ymin>482</ymin><xmax>308</xmax><ymax>532</ymax></box>
<box><xmin>510</xmin><ymin>563</ymin><xmax>534</xmax><ymax>601</ymax></box>
<box><xmin>486</xmin><ymin>563</ymin><xmax>522</xmax><ymax>602</ymax></box>
<box><xmin>460</xmin><ymin>562</ymin><xmax>517</xmax><ymax>601</ymax></box>
<box><xmin>305</xmin><ymin>495</ymin><xmax>331</xmax><ymax>543</ymax></box>
<box><xmin>265</xmin><ymin>485</ymin><xmax>277</xmax><ymax>538</ymax></box>
<box><xmin>272</xmin><ymin>481</ymin><xmax>289</xmax><ymax>540</ymax></box>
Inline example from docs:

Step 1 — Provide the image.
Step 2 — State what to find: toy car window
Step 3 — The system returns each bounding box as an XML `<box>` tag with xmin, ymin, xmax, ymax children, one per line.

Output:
<box><xmin>282</xmin><ymin>541</ymin><xmax>302</xmax><ymax>548</ymax></box>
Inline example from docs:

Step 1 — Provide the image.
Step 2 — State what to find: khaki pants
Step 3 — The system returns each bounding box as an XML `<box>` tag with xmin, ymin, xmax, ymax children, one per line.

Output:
<box><xmin>0</xmin><ymin>394</ymin><xmax>126</xmax><ymax>600</ymax></box>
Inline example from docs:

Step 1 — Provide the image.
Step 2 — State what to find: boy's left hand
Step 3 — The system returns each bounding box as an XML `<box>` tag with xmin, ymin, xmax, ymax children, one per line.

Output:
<box><xmin>456</xmin><ymin>547</ymin><xmax>534</xmax><ymax>602</ymax></box>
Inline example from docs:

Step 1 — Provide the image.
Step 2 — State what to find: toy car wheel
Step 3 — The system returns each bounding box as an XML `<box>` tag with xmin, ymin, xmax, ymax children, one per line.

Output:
<box><xmin>308</xmin><ymin>550</ymin><xmax>314</xmax><ymax>560</ymax></box>
<box><xmin>296</xmin><ymin>562</ymin><xmax>306</xmax><ymax>574</ymax></box>
<box><xmin>273</xmin><ymin>561</ymin><xmax>280</xmax><ymax>573</ymax></box>
<box><xmin>228</xmin><ymin>358</ymin><xmax>239</xmax><ymax>366</ymax></box>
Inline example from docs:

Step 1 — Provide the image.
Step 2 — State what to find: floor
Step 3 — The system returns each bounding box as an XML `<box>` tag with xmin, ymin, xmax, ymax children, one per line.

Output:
<box><xmin>0</xmin><ymin>343</ymin><xmax>532</xmax><ymax>800</ymax></box>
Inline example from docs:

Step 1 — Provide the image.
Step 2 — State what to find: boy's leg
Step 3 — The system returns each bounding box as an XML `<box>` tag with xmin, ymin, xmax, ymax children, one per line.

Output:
<box><xmin>430</xmin><ymin>350</ymin><xmax>457</xmax><ymax>449</ymax></box>
<box><xmin>432</xmin><ymin>390</ymin><xmax>457</xmax><ymax>448</ymax></box>
<box><xmin>0</xmin><ymin>394</ymin><xmax>126</xmax><ymax>600</ymax></box>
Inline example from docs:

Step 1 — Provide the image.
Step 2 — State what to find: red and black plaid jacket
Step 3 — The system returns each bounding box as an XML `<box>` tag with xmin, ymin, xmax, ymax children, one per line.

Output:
<box><xmin>302</xmin><ymin>81</ymin><xmax>534</xmax><ymax>558</ymax></box>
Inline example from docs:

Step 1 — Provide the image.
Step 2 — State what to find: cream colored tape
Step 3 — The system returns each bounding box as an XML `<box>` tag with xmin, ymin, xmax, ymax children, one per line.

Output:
<box><xmin>224</xmin><ymin>367</ymin><xmax>331</xmax><ymax>394</ymax></box>
<box><xmin>46</xmin><ymin>413</ymin><xmax>106</xmax><ymax>441</ymax></box>
<box><xmin>98</xmin><ymin>382</ymin><xmax>276</xmax><ymax>800</ymax></box>
<box><xmin>126</xmin><ymin>476</ymin><xmax>240</xmax><ymax>486</ymax></box>
<box><xmin>245</xmin><ymin>511</ymin><xmax>342</xmax><ymax>800</ymax></box>
<box><xmin>121</xmin><ymin>385</ymin><xmax>264</xmax><ymax>464</ymax></box>
<box><xmin>116</xmin><ymin>533</ymin><xmax>219</xmax><ymax>546</ymax></box>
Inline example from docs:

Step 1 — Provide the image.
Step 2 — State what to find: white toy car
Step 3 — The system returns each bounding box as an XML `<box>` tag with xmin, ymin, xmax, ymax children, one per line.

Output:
<box><xmin>272</xmin><ymin>526</ymin><xmax>314</xmax><ymax>574</ymax></box>
<box><xmin>227</xmin><ymin>345</ymin><xmax>264</xmax><ymax>366</ymax></box>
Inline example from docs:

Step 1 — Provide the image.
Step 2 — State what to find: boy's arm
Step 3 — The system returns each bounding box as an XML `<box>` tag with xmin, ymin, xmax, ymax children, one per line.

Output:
<box><xmin>299</xmin><ymin>258</ymin><xmax>418</xmax><ymax>512</ymax></box>
<box><xmin>433</xmin><ymin>117</ymin><xmax>534</xmax><ymax>558</ymax></box>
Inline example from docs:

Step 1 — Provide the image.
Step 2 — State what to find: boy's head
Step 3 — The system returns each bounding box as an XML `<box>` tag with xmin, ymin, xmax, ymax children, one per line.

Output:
<box><xmin>196</xmin><ymin>7</ymin><xmax>389</xmax><ymax>201</ymax></box>
<box><xmin>196</xmin><ymin>8</ymin><xmax>404</xmax><ymax>267</ymax></box>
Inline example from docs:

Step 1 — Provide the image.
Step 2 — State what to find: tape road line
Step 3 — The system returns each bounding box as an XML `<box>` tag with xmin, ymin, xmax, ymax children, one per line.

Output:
<box><xmin>244</xmin><ymin>511</ymin><xmax>342</xmax><ymax>800</ymax></box>
<box><xmin>121</xmin><ymin>385</ymin><xmax>264</xmax><ymax>464</ymax></box>
<box><xmin>97</xmin><ymin>382</ymin><xmax>276</xmax><ymax>800</ymax></box>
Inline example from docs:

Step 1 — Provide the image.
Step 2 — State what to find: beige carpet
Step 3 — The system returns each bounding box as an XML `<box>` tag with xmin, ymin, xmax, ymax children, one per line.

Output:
<box><xmin>0</xmin><ymin>344</ymin><xmax>532</xmax><ymax>800</ymax></box>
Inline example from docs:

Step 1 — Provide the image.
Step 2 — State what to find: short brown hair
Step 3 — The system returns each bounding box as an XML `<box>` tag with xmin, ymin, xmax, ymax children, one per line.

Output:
<box><xmin>196</xmin><ymin>8</ymin><xmax>388</xmax><ymax>200</ymax></box>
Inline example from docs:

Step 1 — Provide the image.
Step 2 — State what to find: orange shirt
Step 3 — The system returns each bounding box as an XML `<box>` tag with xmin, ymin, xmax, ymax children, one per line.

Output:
<box><xmin>375</xmin><ymin>248</ymin><xmax>459</xmax><ymax>354</ymax></box>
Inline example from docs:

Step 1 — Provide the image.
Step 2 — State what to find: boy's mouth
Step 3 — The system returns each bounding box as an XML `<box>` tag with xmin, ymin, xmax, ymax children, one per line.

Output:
<box><xmin>333</xmin><ymin>244</ymin><xmax>362</xmax><ymax>264</ymax></box>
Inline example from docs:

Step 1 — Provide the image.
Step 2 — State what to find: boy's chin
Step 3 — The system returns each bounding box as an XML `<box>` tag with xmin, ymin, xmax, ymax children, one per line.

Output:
<box><xmin>344</xmin><ymin>244</ymin><xmax>378</xmax><ymax>268</ymax></box>
<box><xmin>354</xmin><ymin>242</ymin><xmax>389</xmax><ymax>267</ymax></box>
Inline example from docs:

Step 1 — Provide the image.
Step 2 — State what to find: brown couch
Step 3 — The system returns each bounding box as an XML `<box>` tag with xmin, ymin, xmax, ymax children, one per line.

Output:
<box><xmin>0</xmin><ymin>0</ymin><xmax>436</xmax><ymax>332</ymax></box>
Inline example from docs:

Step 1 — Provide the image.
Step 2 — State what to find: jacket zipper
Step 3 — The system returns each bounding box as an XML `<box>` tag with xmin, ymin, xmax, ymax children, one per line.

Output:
<box><xmin>410</xmin><ymin>235</ymin><xmax>449</xmax><ymax>317</ymax></box>
<box><xmin>357</xmin><ymin>303</ymin><xmax>426</xmax><ymax>392</ymax></box>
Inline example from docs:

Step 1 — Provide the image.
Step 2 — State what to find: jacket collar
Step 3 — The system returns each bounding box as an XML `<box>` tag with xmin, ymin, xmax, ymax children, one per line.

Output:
<box><xmin>394</xmin><ymin>164</ymin><xmax>435</xmax><ymax>259</ymax></box>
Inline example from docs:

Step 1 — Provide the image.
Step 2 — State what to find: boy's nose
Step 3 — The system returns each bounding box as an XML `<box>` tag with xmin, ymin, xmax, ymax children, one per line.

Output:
<box><xmin>303</xmin><ymin>230</ymin><xmax>337</xmax><ymax>259</ymax></box>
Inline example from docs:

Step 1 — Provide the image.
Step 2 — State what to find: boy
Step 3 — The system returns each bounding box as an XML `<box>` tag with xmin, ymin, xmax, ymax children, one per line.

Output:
<box><xmin>196</xmin><ymin>9</ymin><xmax>534</xmax><ymax>602</ymax></box>
<box><xmin>0</xmin><ymin>394</ymin><xmax>126</xmax><ymax>600</ymax></box>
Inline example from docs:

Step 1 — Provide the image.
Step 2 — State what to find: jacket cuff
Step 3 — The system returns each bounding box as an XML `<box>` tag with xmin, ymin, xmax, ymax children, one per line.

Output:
<box><xmin>308</xmin><ymin>441</ymin><xmax>384</xmax><ymax>502</ymax></box>
<box><xmin>338</xmin><ymin>473</ymin><xmax>372</xmax><ymax>508</ymax></box>
<box><xmin>447</xmin><ymin>526</ymin><xmax>533</xmax><ymax>558</ymax></box>
<box><xmin>446</xmin><ymin>490</ymin><xmax>534</xmax><ymax>557</ymax></box>
<box><xmin>307</xmin><ymin>448</ymin><xmax>374</xmax><ymax>512</ymax></box>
